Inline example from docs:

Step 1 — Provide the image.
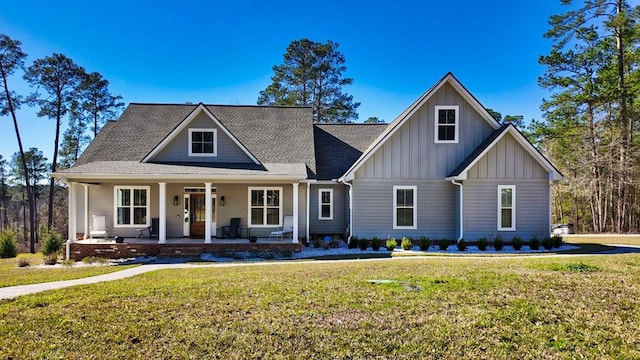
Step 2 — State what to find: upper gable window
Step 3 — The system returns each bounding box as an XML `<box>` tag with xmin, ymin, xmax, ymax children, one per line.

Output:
<box><xmin>189</xmin><ymin>128</ymin><xmax>217</xmax><ymax>157</ymax></box>
<box><xmin>434</xmin><ymin>105</ymin><xmax>459</xmax><ymax>143</ymax></box>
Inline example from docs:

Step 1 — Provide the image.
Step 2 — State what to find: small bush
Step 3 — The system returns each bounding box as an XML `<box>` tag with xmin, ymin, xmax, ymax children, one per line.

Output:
<box><xmin>542</xmin><ymin>237</ymin><xmax>554</xmax><ymax>250</ymax></box>
<box><xmin>17</xmin><ymin>257</ymin><xmax>30</xmax><ymax>267</ymax></box>
<box><xmin>386</xmin><ymin>238</ymin><xmax>397</xmax><ymax>251</ymax></box>
<box><xmin>552</xmin><ymin>235</ymin><xmax>563</xmax><ymax>248</ymax></box>
<box><xmin>477</xmin><ymin>238</ymin><xmax>489</xmax><ymax>251</ymax></box>
<box><xmin>371</xmin><ymin>236</ymin><xmax>381</xmax><ymax>251</ymax></box>
<box><xmin>418</xmin><ymin>236</ymin><xmax>429</xmax><ymax>251</ymax></box>
<box><xmin>358</xmin><ymin>237</ymin><xmax>369</xmax><ymax>251</ymax></box>
<box><xmin>41</xmin><ymin>228</ymin><xmax>64</xmax><ymax>255</ymax></box>
<box><xmin>0</xmin><ymin>230</ymin><xmax>18</xmax><ymax>258</ymax></box>
<box><xmin>493</xmin><ymin>236</ymin><xmax>504</xmax><ymax>251</ymax></box>
<box><xmin>82</xmin><ymin>256</ymin><xmax>109</xmax><ymax>264</ymax></box>
<box><xmin>438</xmin><ymin>239</ymin><xmax>449</xmax><ymax>251</ymax></box>
<box><xmin>529</xmin><ymin>237</ymin><xmax>540</xmax><ymax>250</ymax></box>
<box><xmin>511</xmin><ymin>236</ymin><xmax>523</xmax><ymax>251</ymax></box>
<box><xmin>62</xmin><ymin>259</ymin><xmax>75</xmax><ymax>267</ymax></box>
<box><xmin>44</xmin><ymin>254</ymin><xmax>58</xmax><ymax>265</ymax></box>
<box><xmin>348</xmin><ymin>236</ymin><xmax>359</xmax><ymax>249</ymax></box>
<box><xmin>401</xmin><ymin>236</ymin><xmax>413</xmax><ymax>250</ymax></box>
<box><xmin>456</xmin><ymin>239</ymin><xmax>467</xmax><ymax>251</ymax></box>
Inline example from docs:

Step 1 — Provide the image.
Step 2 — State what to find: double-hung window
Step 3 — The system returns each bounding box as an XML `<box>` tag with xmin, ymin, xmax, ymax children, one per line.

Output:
<box><xmin>498</xmin><ymin>185</ymin><xmax>516</xmax><ymax>231</ymax></box>
<box><xmin>318</xmin><ymin>188</ymin><xmax>333</xmax><ymax>220</ymax></box>
<box><xmin>114</xmin><ymin>186</ymin><xmax>150</xmax><ymax>227</ymax></box>
<box><xmin>434</xmin><ymin>105</ymin><xmax>459</xmax><ymax>143</ymax></box>
<box><xmin>393</xmin><ymin>186</ymin><xmax>417</xmax><ymax>229</ymax></box>
<box><xmin>189</xmin><ymin>128</ymin><xmax>217</xmax><ymax>156</ymax></box>
<box><xmin>249</xmin><ymin>187</ymin><xmax>282</xmax><ymax>227</ymax></box>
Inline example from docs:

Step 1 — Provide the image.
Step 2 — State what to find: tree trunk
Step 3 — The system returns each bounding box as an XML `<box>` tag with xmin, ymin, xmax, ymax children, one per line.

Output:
<box><xmin>48</xmin><ymin>94</ymin><xmax>63</xmax><ymax>228</ymax></box>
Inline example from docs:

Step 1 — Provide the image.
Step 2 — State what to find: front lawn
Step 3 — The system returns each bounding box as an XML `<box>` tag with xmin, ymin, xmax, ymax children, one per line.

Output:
<box><xmin>0</xmin><ymin>254</ymin><xmax>138</xmax><ymax>288</ymax></box>
<box><xmin>1</xmin><ymin>255</ymin><xmax>639</xmax><ymax>358</ymax></box>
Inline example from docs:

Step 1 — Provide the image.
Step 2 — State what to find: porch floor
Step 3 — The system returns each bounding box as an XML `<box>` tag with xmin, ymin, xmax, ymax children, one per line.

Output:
<box><xmin>76</xmin><ymin>237</ymin><xmax>295</xmax><ymax>245</ymax></box>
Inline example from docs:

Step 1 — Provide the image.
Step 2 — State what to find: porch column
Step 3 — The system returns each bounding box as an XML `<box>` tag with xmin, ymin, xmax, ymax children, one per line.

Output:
<box><xmin>292</xmin><ymin>182</ymin><xmax>299</xmax><ymax>243</ymax></box>
<box><xmin>158</xmin><ymin>182</ymin><xmax>167</xmax><ymax>244</ymax></box>
<box><xmin>82</xmin><ymin>184</ymin><xmax>89</xmax><ymax>239</ymax></box>
<box><xmin>204</xmin><ymin>182</ymin><xmax>212</xmax><ymax>243</ymax></box>
<box><xmin>305</xmin><ymin>183</ymin><xmax>310</xmax><ymax>243</ymax></box>
<box><xmin>68</xmin><ymin>182</ymin><xmax>77</xmax><ymax>242</ymax></box>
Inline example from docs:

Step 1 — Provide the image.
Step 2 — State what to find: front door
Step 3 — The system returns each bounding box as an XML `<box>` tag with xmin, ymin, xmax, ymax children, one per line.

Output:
<box><xmin>186</xmin><ymin>194</ymin><xmax>216</xmax><ymax>238</ymax></box>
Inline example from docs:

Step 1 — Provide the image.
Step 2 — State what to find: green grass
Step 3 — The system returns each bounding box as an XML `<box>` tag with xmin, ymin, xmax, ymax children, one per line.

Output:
<box><xmin>1</xmin><ymin>255</ymin><xmax>640</xmax><ymax>358</ymax></box>
<box><xmin>0</xmin><ymin>254</ymin><xmax>138</xmax><ymax>288</ymax></box>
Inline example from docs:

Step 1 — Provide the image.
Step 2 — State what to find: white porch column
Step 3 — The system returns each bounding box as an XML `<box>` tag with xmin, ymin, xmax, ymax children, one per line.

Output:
<box><xmin>82</xmin><ymin>184</ymin><xmax>89</xmax><ymax>239</ymax></box>
<box><xmin>68</xmin><ymin>182</ymin><xmax>77</xmax><ymax>242</ymax></box>
<box><xmin>292</xmin><ymin>182</ymin><xmax>299</xmax><ymax>243</ymax></box>
<box><xmin>158</xmin><ymin>182</ymin><xmax>167</xmax><ymax>244</ymax></box>
<box><xmin>204</xmin><ymin>182</ymin><xmax>212</xmax><ymax>243</ymax></box>
<box><xmin>305</xmin><ymin>182</ymin><xmax>310</xmax><ymax>243</ymax></box>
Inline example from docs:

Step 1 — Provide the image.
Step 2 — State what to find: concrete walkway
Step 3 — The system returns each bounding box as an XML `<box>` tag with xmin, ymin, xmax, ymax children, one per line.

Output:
<box><xmin>2</xmin><ymin>244</ymin><xmax>640</xmax><ymax>300</ymax></box>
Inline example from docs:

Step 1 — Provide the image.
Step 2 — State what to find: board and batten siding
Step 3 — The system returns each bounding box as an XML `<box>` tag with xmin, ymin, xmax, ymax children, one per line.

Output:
<box><xmin>309</xmin><ymin>184</ymin><xmax>347</xmax><ymax>235</ymax></box>
<box><xmin>354</xmin><ymin>82</ymin><xmax>495</xmax><ymax>180</ymax></box>
<box><xmin>352</xmin><ymin>179</ymin><xmax>457</xmax><ymax>239</ymax></box>
<box><xmin>151</xmin><ymin>112</ymin><xmax>254</xmax><ymax>164</ymax></box>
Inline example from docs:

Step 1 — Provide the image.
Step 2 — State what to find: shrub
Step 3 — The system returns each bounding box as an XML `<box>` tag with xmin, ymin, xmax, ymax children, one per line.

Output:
<box><xmin>82</xmin><ymin>256</ymin><xmax>109</xmax><ymax>264</ymax></box>
<box><xmin>418</xmin><ymin>236</ymin><xmax>429</xmax><ymax>251</ymax></box>
<box><xmin>438</xmin><ymin>239</ymin><xmax>449</xmax><ymax>251</ymax></box>
<box><xmin>542</xmin><ymin>237</ymin><xmax>554</xmax><ymax>250</ymax></box>
<box><xmin>371</xmin><ymin>236</ymin><xmax>381</xmax><ymax>251</ymax></box>
<box><xmin>552</xmin><ymin>235</ymin><xmax>563</xmax><ymax>248</ymax></box>
<box><xmin>348</xmin><ymin>236</ymin><xmax>359</xmax><ymax>249</ymax></box>
<box><xmin>358</xmin><ymin>237</ymin><xmax>369</xmax><ymax>251</ymax></box>
<box><xmin>0</xmin><ymin>230</ymin><xmax>18</xmax><ymax>258</ymax></box>
<box><xmin>493</xmin><ymin>236</ymin><xmax>504</xmax><ymax>251</ymax></box>
<box><xmin>529</xmin><ymin>237</ymin><xmax>540</xmax><ymax>250</ymax></box>
<box><xmin>477</xmin><ymin>238</ymin><xmax>489</xmax><ymax>251</ymax></box>
<box><xmin>62</xmin><ymin>259</ymin><xmax>75</xmax><ymax>267</ymax></box>
<box><xmin>511</xmin><ymin>236</ymin><xmax>523</xmax><ymax>251</ymax></box>
<box><xmin>41</xmin><ymin>228</ymin><xmax>64</xmax><ymax>255</ymax></box>
<box><xmin>456</xmin><ymin>239</ymin><xmax>467</xmax><ymax>251</ymax></box>
<box><xmin>17</xmin><ymin>257</ymin><xmax>30</xmax><ymax>267</ymax></box>
<box><xmin>44</xmin><ymin>254</ymin><xmax>58</xmax><ymax>265</ymax></box>
<box><xmin>386</xmin><ymin>238</ymin><xmax>397</xmax><ymax>251</ymax></box>
<box><xmin>401</xmin><ymin>236</ymin><xmax>413</xmax><ymax>250</ymax></box>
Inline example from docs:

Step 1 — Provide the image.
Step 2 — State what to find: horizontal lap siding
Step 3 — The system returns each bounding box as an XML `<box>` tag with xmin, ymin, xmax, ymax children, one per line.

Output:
<box><xmin>353</xmin><ymin>179</ymin><xmax>456</xmax><ymax>239</ymax></box>
<box><xmin>464</xmin><ymin>179</ymin><xmax>550</xmax><ymax>240</ymax></box>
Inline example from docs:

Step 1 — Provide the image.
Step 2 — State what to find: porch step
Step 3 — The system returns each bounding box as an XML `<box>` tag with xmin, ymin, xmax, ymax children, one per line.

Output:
<box><xmin>157</xmin><ymin>246</ymin><xmax>204</xmax><ymax>258</ymax></box>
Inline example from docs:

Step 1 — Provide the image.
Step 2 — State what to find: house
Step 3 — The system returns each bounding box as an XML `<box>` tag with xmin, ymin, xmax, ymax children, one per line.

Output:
<box><xmin>54</xmin><ymin>73</ymin><xmax>562</xmax><ymax>254</ymax></box>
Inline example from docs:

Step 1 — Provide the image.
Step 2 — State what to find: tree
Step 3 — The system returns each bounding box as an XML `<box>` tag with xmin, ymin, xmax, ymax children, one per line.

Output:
<box><xmin>364</xmin><ymin>116</ymin><xmax>385</xmax><ymax>124</ymax></box>
<box><xmin>24</xmin><ymin>53</ymin><xmax>83</xmax><ymax>229</ymax></box>
<box><xmin>0</xmin><ymin>34</ymin><xmax>37</xmax><ymax>252</ymax></box>
<box><xmin>258</xmin><ymin>39</ymin><xmax>360</xmax><ymax>123</ymax></box>
<box><xmin>0</xmin><ymin>155</ymin><xmax>7</xmax><ymax>232</ymax></box>
<box><xmin>10</xmin><ymin>149</ymin><xmax>49</xmax><ymax>243</ymax></box>
<box><xmin>80</xmin><ymin>71</ymin><xmax>123</xmax><ymax>138</ymax></box>
<box><xmin>486</xmin><ymin>108</ymin><xmax>502</xmax><ymax>122</ymax></box>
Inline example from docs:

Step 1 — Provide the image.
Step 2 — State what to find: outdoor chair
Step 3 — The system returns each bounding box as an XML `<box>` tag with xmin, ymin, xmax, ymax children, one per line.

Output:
<box><xmin>221</xmin><ymin>218</ymin><xmax>241</xmax><ymax>239</ymax></box>
<box><xmin>89</xmin><ymin>215</ymin><xmax>108</xmax><ymax>240</ymax></box>
<box><xmin>269</xmin><ymin>215</ymin><xmax>293</xmax><ymax>239</ymax></box>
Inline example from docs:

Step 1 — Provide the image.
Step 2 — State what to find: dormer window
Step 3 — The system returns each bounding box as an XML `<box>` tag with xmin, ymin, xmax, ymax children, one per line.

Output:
<box><xmin>434</xmin><ymin>105</ymin><xmax>459</xmax><ymax>143</ymax></box>
<box><xmin>189</xmin><ymin>128</ymin><xmax>217</xmax><ymax>156</ymax></box>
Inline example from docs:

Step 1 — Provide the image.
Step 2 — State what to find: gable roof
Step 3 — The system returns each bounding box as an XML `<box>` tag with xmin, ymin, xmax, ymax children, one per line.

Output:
<box><xmin>446</xmin><ymin>123</ymin><xmax>563</xmax><ymax>181</ymax></box>
<box><xmin>339</xmin><ymin>72</ymin><xmax>501</xmax><ymax>181</ymax></box>
<box><xmin>314</xmin><ymin>124</ymin><xmax>388</xmax><ymax>180</ymax></box>
<box><xmin>73</xmin><ymin>103</ymin><xmax>316</xmax><ymax>178</ymax></box>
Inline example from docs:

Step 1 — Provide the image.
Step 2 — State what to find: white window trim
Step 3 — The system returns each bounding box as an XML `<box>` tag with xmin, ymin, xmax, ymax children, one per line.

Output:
<box><xmin>498</xmin><ymin>185</ymin><xmax>516</xmax><ymax>231</ymax></box>
<box><xmin>188</xmin><ymin>128</ymin><xmax>218</xmax><ymax>157</ymax></box>
<box><xmin>393</xmin><ymin>185</ymin><xmax>417</xmax><ymax>230</ymax></box>
<box><xmin>113</xmin><ymin>186</ymin><xmax>151</xmax><ymax>228</ymax></box>
<box><xmin>318</xmin><ymin>188</ymin><xmax>334</xmax><ymax>220</ymax></box>
<box><xmin>434</xmin><ymin>105</ymin><xmax>459</xmax><ymax>144</ymax></box>
<box><xmin>248</xmin><ymin>187</ymin><xmax>283</xmax><ymax>228</ymax></box>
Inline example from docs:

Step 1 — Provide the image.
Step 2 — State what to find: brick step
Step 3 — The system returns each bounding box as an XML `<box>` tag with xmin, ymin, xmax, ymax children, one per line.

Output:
<box><xmin>157</xmin><ymin>247</ymin><xmax>204</xmax><ymax>257</ymax></box>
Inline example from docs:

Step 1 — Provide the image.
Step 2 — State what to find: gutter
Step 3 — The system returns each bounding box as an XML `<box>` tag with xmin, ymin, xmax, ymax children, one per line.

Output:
<box><xmin>339</xmin><ymin>179</ymin><xmax>354</xmax><ymax>242</ymax></box>
<box><xmin>449</xmin><ymin>179</ymin><xmax>464</xmax><ymax>242</ymax></box>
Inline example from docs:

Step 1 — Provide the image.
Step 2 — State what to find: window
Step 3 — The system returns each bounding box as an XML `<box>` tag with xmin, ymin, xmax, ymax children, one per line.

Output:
<box><xmin>393</xmin><ymin>186</ymin><xmax>417</xmax><ymax>229</ymax></box>
<box><xmin>114</xmin><ymin>186</ymin><xmax>150</xmax><ymax>227</ymax></box>
<box><xmin>498</xmin><ymin>185</ymin><xmax>516</xmax><ymax>231</ymax></box>
<box><xmin>188</xmin><ymin>128</ymin><xmax>217</xmax><ymax>156</ymax></box>
<box><xmin>318</xmin><ymin>188</ymin><xmax>333</xmax><ymax>220</ymax></box>
<box><xmin>248</xmin><ymin>187</ymin><xmax>282</xmax><ymax>227</ymax></box>
<box><xmin>434</xmin><ymin>105</ymin><xmax>459</xmax><ymax>143</ymax></box>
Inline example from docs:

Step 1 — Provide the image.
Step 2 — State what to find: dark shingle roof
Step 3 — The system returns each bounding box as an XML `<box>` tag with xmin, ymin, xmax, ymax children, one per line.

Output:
<box><xmin>314</xmin><ymin>124</ymin><xmax>388</xmax><ymax>180</ymax></box>
<box><xmin>447</xmin><ymin>123</ymin><xmax>510</xmax><ymax>177</ymax></box>
<box><xmin>76</xmin><ymin>103</ymin><xmax>316</xmax><ymax>176</ymax></box>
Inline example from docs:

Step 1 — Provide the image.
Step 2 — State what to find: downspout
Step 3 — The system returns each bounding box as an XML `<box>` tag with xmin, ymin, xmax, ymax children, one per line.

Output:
<box><xmin>450</xmin><ymin>180</ymin><xmax>463</xmax><ymax>242</ymax></box>
<box><xmin>340</xmin><ymin>179</ymin><xmax>354</xmax><ymax>242</ymax></box>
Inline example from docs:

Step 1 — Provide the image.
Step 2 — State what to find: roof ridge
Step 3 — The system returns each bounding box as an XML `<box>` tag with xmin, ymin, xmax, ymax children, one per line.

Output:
<box><xmin>128</xmin><ymin>102</ymin><xmax>312</xmax><ymax>109</ymax></box>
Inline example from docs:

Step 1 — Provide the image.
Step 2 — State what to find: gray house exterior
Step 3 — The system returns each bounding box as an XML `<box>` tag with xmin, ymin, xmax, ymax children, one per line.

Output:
<box><xmin>54</xmin><ymin>73</ymin><xmax>562</xmax><ymax>244</ymax></box>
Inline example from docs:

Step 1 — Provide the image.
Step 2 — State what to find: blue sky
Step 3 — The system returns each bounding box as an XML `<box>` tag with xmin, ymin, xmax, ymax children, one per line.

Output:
<box><xmin>1</xmin><ymin>1</ymin><xmax>579</xmax><ymax>164</ymax></box>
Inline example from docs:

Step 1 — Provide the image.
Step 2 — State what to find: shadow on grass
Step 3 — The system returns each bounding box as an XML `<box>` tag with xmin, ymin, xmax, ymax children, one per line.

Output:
<box><xmin>563</xmin><ymin>243</ymin><xmax>640</xmax><ymax>255</ymax></box>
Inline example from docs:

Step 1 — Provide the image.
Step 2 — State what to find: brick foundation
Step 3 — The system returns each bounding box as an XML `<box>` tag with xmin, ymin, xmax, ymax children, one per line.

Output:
<box><xmin>68</xmin><ymin>242</ymin><xmax>302</xmax><ymax>261</ymax></box>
